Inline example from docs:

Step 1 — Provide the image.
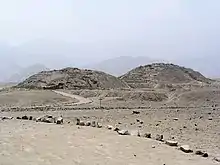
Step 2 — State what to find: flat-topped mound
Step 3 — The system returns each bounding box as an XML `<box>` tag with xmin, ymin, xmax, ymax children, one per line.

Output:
<box><xmin>17</xmin><ymin>67</ymin><xmax>129</xmax><ymax>90</ymax></box>
<box><xmin>120</xmin><ymin>63</ymin><xmax>212</xmax><ymax>88</ymax></box>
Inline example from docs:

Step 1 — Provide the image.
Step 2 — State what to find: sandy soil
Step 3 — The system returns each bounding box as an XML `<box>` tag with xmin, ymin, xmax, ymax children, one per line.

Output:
<box><xmin>0</xmin><ymin>88</ymin><xmax>220</xmax><ymax>164</ymax></box>
<box><xmin>0</xmin><ymin>90</ymin><xmax>78</xmax><ymax>108</ymax></box>
<box><xmin>0</xmin><ymin>119</ymin><xmax>217</xmax><ymax>165</ymax></box>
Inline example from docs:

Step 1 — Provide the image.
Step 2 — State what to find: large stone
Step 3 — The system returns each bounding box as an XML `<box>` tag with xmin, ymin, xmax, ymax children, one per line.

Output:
<box><xmin>117</xmin><ymin>130</ymin><xmax>130</xmax><ymax>135</ymax></box>
<box><xmin>91</xmin><ymin>121</ymin><xmax>97</xmax><ymax>127</ymax></box>
<box><xmin>1</xmin><ymin>116</ymin><xmax>13</xmax><ymax>120</ymax></box>
<box><xmin>214</xmin><ymin>157</ymin><xmax>220</xmax><ymax>162</ymax></box>
<box><xmin>79</xmin><ymin>121</ymin><xmax>85</xmax><ymax>126</ymax></box>
<box><xmin>21</xmin><ymin>115</ymin><xmax>29</xmax><ymax>120</ymax></box>
<box><xmin>85</xmin><ymin>121</ymin><xmax>91</xmax><ymax>126</ymax></box>
<box><xmin>107</xmin><ymin>125</ymin><xmax>114</xmax><ymax>130</ymax></box>
<box><xmin>56</xmin><ymin>117</ymin><xmax>63</xmax><ymax>124</ymax></box>
<box><xmin>97</xmin><ymin>123</ymin><xmax>102</xmax><ymax>128</ymax></box>
<box><xmin>165</xmin><ymin>140</ymin><xmax>178</xmax><ymax>147</ymax></box>
<box><xmin>143</xmin><ymin>133</ymin><xmax>151</xmax><ymax>138</ymax></box>
<box><xmin>180</xmin><ymin>145</ymin><xmax>193</xmax><ymax>153</ymax></box>
<box><xmin>76</xmin><ymin>118</ymin><xmax>80</xmax><ymax>125</ymax></box>
<box><xmin>156</xmin><ymin>134</ymin><xmax>164</xmax><ymax>142</ymax></box>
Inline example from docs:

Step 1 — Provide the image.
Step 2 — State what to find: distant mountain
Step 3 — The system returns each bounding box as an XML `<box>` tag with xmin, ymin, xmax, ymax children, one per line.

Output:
<box><xmin>85</xmin><ymin>56</ymin><xmax>165</xmax><ymax>76</ymax></box>
<box><xmin>5</xmin><ymin>64</ymin><xmax>49</xmax><ymax>83</ymax></box>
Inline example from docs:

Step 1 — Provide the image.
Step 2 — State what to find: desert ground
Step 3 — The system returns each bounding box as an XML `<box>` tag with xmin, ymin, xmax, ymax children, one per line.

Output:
<box><xmin>0</xmin><ymin>87</ymin><xmax>220</xmax><ymax>165</ymax></box>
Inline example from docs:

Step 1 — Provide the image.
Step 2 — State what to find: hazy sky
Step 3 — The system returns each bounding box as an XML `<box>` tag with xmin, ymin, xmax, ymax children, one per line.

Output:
<box><xmin>0</xmin><ymin>0</ymin><xmax>220</xmax><ymax>66</ymax></box>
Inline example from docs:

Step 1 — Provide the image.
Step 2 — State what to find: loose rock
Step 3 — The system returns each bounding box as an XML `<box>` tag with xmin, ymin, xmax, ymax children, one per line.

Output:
<box><xmin>91</xmin><ymin>121</ymin><xmax>97</xmax><ymax>127</ymax></box>
<box><xmin>56</xmin><ymin>117</ymin><xmax>63</xmax><ymax>124</ymax></box>
<box><xmin>85</xmin><ymin>121</ymin><xmax>91</xmax><ymax>126</ymax></box>
<box><xmin>214</xmin><ymin>157</ymin><xmax>220</xmax><ymax>162</ymax></box>
<box><xmin>156</xmin><ymin>134</ymin><xmax>164</xmax><ymax>142</ymax></box>
<box><xmin>21</xmin><ymin>116</ymin><xmax>29</xmax><ymax>120</ymax></box>
<box><xmin>165</xmin><ymin>140</ymin><xmax>178</xmax><ymax>147</ymax></box>
<box><xmin>117</xmin><ymin>130</ymin><xmax>130</xmax><ymax>135</ymax></box>
<box><xmin>132</xmin><ymin>111</ymin><xmax>140</xmax><ymax>114</ymax></box>
<box><xmin>79</xmin><ymin>121</ymin><xmax>85</xmax><ymax>126</ymax></box>
<box><xmin>180</xmin><ymin>145</ymin><xmax>193</xmax><ymax>153</ymax></box>
<box><xmin>107</xmin><ymin>125</ymin><xmax>114</xmax><ymax>130</ymax></box>
<box><xmin>143</xmin><ymin>133</ymin><xmax>151</xmax><ymax>138</ymax></box>
<box><xmin>97</xmin><ymin>123</ymin><xmax>102</xmax><ymax>128</ymax></box>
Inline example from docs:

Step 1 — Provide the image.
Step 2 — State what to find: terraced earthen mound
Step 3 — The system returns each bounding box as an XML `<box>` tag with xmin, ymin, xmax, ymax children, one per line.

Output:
<box><xmin>120</xmin><ymin>63</ymin><xmax>212</xmax><ymax>88</ymax></box>
<box><xmin>17</xmin><ymin>67</ymin><xmax>129</xmax><ymax>90</ymax></box>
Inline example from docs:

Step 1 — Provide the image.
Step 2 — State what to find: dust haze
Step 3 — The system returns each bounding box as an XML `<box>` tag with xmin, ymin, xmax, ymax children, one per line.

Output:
<box><xmin>0</xmin><ymin>0</ymin><xmax>220</xmax><ymax>82</ymax></box>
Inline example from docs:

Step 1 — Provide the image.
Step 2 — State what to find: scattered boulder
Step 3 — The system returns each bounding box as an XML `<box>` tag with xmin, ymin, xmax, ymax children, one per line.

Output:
<box><xmin>114</xmin><ymin>127</ymin><xmax>120</xmax><ymax>132</ymax></box>
<box><xmin>117</xmin><ymin>130</ymin><xmax>130</xmax><ymax>136</ymax></box>
<box><xmin>29</xmin><ymin>116</ymin><xmax>33</xmax><ymax>120</ymax></box>
<box><xmin>202</xmin><ymin>153</ymin><xmax>209</xmax><ymax>158</ymax></box>
<box><xmin>195</xmin><ymin>150</ymin><xmax>204</xmax><ymax>156</ymax></box>
<box><xmin>76</xmin><ymin>118</ymin><xmax>80</xmax><ymax>125</ymax></box>
<box><xmin>21</xmin><ymin>115</ymin><xmax>29</xmax><ymax>120</ymax></box>
<box><xmin>1</xmin><ymin>116</ymin><xmax>13</xmax><ymax>120</ymax></box>
<box><xmin>91</xmin><ymin>121</ymin><xmax>97</xmax><ymax>127</ymax></box>
<box><xmin>132</xmin><ymin>111</ymin><xmax>140</xmax><ymax>114</ymax></box>
<box><xmin>35</xmin><ymin>117</ymin><xmax>41</xmax><ymax>122</ymax></box>
<box><xmin>55</xmin><ymin>117</ymin><xmax>63</xmax><ymax>124</ymax></box>
<box><xmin>107</xmin><ymin>125</ymin><xmax>114</xmax><ymax>130</ymax></box>
<box><xmin>165</xmin><ymin>140</ymin><xmax>178</xmax><ymax>147</ymax></box>
<box><xmin>156</xmin><ymin>134</ymin><xmax>164</xmax><ymax>142</ymax></box>
<box><xmin>97</xmin><ymin>123</ymin><xmax>103</xmax><ymax>128</ymax></box>
<box><xmin>85</xmin><ymin>121</ymin><xmax>91</xmax><ymax>126</ymax></box>
<box><xmin>143</xmin><ymin>133</ymin><xmax>151</xmax><ymax>138</ymax></box>
<box><xmin>16</xmin><ymin>117</ymin><xmax>21</xmax><ymax>120</ymax></box>
<box><xmin>173</xmin><ymin>118</ymin><xmax>179</xmax><ymax>121</ymax></box>
<box><xmin>214</xmin><ymin>157</ymin><xmax>220</xmax><ymax>162</ymax></box>
<box><xmin>79</xmin><ymin>121</ymin><xmax>85</xmax><ymax>126</ymax></box>
<box><xmin>180</xmin><ymin>145</ymin><xmax>193</xmax><ymax>153</ymax></box>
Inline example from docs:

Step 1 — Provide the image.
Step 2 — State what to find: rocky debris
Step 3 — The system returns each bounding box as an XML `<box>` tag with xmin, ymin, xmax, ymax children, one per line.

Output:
<box><xmin>35</xmin><ymin>117</ymin><xmax>41</xmax><ymax>122</ymax></box>
<box><xmin>107</xmin><ymin>125</ymin><xmax>114</xmax><ymax>130</ymax></box>
<box><xmin>17</xmin><ymin>67</ymin><xmax>129</xmax><ymax>90</ymax></box>
<box><xmin>76</xmin><ymin>118</ymin><xmax>80</xmax><ymax>125</ymax></box>
<box><xmin>132</xmin><ymin>111</ymin><xmax>140</xmax><ymax>114</ymax></box>
<box><xmin>194</xmin><ymin>150</ymin><xmax>208</xmax><ymax>157</ymax></box>
<box><xmin>1</xmin><ymin>116</ymin><xmax>13</xmax><ymax>120</ymax></box>
<box><xmin>91</xmin><ymin>121</ymin><xmax>97</xmax><ymax>127</ymax></box>
<box><xmin>21</xmin><ymin>115</ymin><xmax>29</xmax><ymax>120</ymax></box>
<box><xmin>165</xmin><ymin>140</ymin><xmax>178</xmax><ymax>147</ymax></box>
<box><xmin>156</xmin><ymin>134</ymin><xmax>164</xmax><ymax>142</ymax></box>
<box><xmin>195</xmin><ymin>150</ymin><xmax>204</xmax><ymax>156</ymax></box>
<box><xmin>143</xmin><ymin>133</ymin><xmax>151</xmax><ymax>138</ymax></box>
<box><xmin>85</xmin><ymin>121</ymin><xmax>91</xmax><ymax>126</ymax></box>
<box><xmin>79</xmin><ymin>121</ymin><xmax>85</xmax><ymax>126</ymax></box>
<box><xmin>114</xmin><ymin>127</ymin><xmax>120</xmax><ymax>132</ymax></box>
<box><xmin>117</xmin><ymin>130</ymin><xmax>130</xmax><ymax>136</ymax></box>
<box><xmin>180</xmin><ymin>145</ymin><xmax>193</xmax><ymax>153</ymax></box>
<box><xmin>214</xmin><ymin>157</ymin><xmax>220</xmax><ymax>162</ymax></box>
<box><xmin>55</xmin><ymin>117</ymin><xmax>63</xmax><ymax>124</ymax></box>
<box><xmin>97</xmin><ymin>123</ymin><xmax>102</xmax><ymax>128</ymax></box>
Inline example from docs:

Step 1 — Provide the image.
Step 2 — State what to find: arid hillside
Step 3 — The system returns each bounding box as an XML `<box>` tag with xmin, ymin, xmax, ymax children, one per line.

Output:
<box><xmin>17</xmin><ymin>67</ymin><xmax>129</xmax><ymax>90</ymax></box>
<box><xmin>120</xmin><ymin>63</ymin><xmax>212</xmax><ymax>89</ymax></box>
